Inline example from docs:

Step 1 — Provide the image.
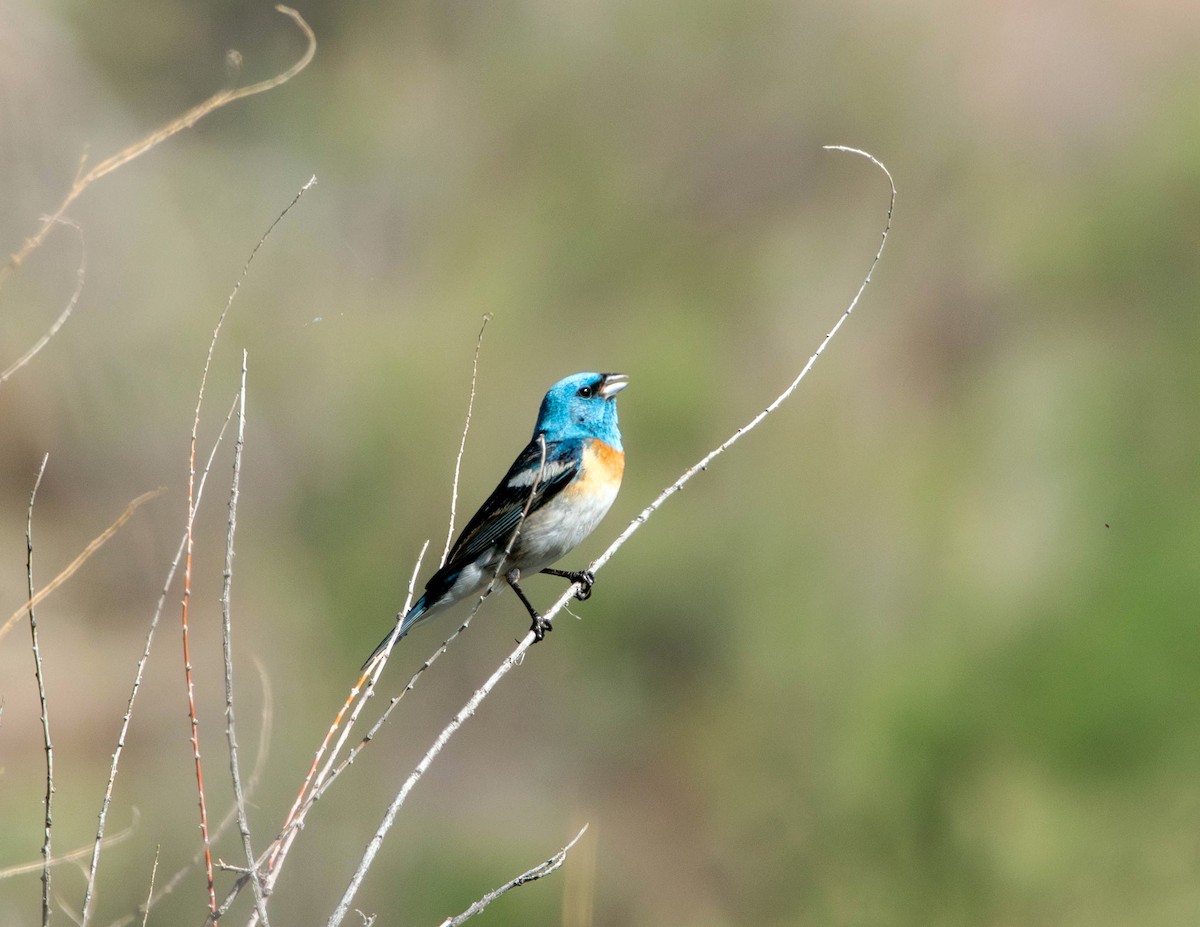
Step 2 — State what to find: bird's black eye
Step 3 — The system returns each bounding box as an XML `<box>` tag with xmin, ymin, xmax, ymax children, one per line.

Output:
<box><xmin>577</xmin><ymin>385</ymin><xmax>594</xmax><ymax>398</ymax></box>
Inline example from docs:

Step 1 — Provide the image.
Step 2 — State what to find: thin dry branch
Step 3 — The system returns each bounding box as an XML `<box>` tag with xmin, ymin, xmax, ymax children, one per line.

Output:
<box><xmin>436</xmin><ymin>825</ymin><xmax>589</xmax><ymax>927</ymax></box>
<box><xmin>26</xmin><ymin>454</ymin><xmax>54</xmax><ymax>927</ymax></box>
<box><xmin>0</xmin><ymin>218</ymin><xmax>86</xmax><ymax>386</ymax></box>
<box><xmin>0</xmin><ymin>488</ymin><xmax>163</xmax><ymax>647</ymax></box>
<box><xmin>0</xmin><ymin>6</ymin><xmax>315</xmax><ymax>290</ymax></box>
<box><xmin>326</xmin><ymin>147</ymin><xmax>895</xmax><ymax>925</ymax></box>
<box><xmin>443</xmin><ymin>314</ymin><xmax>492</xmax><ymax>565</ymax></box>
<box><xmin>141</xmin><ymin>848</ymin><xmax>161</xmax><ymax>927</ymax></box>
<box><xmin>332</xmin><ymin>631</ymin><xmax>537</xmax><ymax>926</ymax></box>
<box><xmin>182</xmin><ymin>504</ymin><xmax>218</xmax><ymax>919</ymax></box>
<box><xmin>221</xmin><ymin>354</ymin><xmax>270</xmax><ymax>926</ymax></box>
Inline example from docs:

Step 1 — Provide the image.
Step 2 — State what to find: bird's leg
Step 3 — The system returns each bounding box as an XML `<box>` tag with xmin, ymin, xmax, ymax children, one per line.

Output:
<box><xmin>540</xmin><ymin>568</ymin><xmax>595</xmax><ymax>601</ymax></box>
<box><xmin>506</xmin><ymin>568</ymin><xmax>553</xmax><ymax>641</ymax></box>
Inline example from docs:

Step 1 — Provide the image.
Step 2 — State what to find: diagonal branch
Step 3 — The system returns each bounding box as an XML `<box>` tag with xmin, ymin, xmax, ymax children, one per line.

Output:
<box><xmin>0</xmin><ymin>812</ymin><xmax>139</xmax><ymax>882</ymax></box>
<box><xmin>0</xmin><ymin>218</ymin><xmax>86</xmax><ymax>386</ymax></box>
<box><xmin>436</xmin><ymin>824</ymin><xmax>589</xmax><ymax>927</ymax></box>
<box><xmin>1</xmin><ymin>488</ymin><xmax>163</xmax><ymax>647</ymax></box>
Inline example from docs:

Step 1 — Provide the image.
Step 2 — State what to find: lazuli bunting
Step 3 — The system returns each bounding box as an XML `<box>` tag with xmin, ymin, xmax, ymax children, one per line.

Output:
<box><xmin>364</xmin><ymin>371</ymin><xmax>628</xmax><ymax>667</ymax></box>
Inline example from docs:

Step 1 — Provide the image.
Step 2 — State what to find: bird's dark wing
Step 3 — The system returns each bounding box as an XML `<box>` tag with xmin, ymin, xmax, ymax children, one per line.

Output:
<box><xmin>442</xmin><ymin>437</ymin><xmax>580</xmax><ymax>570</ymax></box>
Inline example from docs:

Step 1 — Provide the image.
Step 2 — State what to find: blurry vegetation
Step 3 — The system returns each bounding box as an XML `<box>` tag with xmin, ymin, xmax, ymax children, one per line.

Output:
<box><xmin>2</xmin><ymin>1</ymin><xmax>1199</xmax><ymax>925</ymax></box>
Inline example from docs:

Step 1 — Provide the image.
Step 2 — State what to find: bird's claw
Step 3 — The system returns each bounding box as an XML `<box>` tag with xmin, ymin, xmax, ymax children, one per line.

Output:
<box><xmin>530</xmin><ymin>614</ymin><xmax>554</xmax><ymax>642</ymax></box>
<box><xmin>573</xmin><ymin>570</ymin><xmax>595</xmax><ymax>601</ymax></box>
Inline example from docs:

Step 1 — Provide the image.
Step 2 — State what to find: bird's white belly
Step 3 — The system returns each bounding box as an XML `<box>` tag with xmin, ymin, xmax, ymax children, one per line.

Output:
<box><xmin>515</xmin><ymin>479</ymin><xmax>620</xmax><ymax>571</ymax></box>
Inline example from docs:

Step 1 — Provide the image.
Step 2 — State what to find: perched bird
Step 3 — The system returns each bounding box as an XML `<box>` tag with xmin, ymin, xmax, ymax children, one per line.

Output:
<box><xmin>364</xmin><ymin>371</ymin><xmax>628</xmax><ymax>668</ymax></box>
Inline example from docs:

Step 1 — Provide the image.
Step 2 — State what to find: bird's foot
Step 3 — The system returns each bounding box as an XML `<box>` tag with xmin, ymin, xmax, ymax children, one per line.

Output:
<box><xmin>530</xmin><ymin>614</ymin><xmax>554</xmax><ymax>642</ymax></box>
<box><xmin>541</xmin><ymin>568</ymin><xmax>595</xmax><ymax>601</ymax></box>
<box><xmin>571</xmin><ymin>570</ymin><xmax>595</xmax><ymax>601</ymax></box>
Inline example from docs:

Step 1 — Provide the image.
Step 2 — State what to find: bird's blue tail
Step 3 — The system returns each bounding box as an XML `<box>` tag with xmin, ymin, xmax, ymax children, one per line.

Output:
<box><xmin>361</xmin><ymin>593</ymin><xmax>428</xmax><ymax>670</ymax></box>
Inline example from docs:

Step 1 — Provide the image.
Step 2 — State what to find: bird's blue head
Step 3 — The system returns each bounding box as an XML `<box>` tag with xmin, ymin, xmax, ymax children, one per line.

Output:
<box><xmin>534</xmin><ymin>372</ymin><xmax>627</xmax><ymax>450</ymax></box>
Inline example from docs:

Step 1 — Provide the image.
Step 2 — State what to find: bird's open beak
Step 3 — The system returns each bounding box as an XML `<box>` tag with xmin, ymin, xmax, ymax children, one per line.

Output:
<box><xmin>599</xmin><ymin>373</ymin><xmax>628</xmax><ymax>399</ymax></box>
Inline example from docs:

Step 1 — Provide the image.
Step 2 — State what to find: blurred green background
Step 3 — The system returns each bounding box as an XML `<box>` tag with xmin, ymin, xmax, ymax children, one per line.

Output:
<box><xmin>2</xmin><ymin>1</ymin><xmax>1199</xmax><ymax>924</ymax></box>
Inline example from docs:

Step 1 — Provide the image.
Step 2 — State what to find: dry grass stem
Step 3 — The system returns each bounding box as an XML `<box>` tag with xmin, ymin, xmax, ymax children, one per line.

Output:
<box><xmin>1</xmin><ymin>488</ymin><xmax>163</xmax><ymax>647</ymax></box>
<box><xmin>0</xmin><ymin>6</ymin><xmax>315</xmax><ymax>290</ymax></box>
<box><xmin>0</xmin><ymin>813</ymin><xmax>139</xmax><ymax>882</ymax></box>
<box><xmin>0</xmin><ymin>218</ymin><xmax>86</xmax><ymax>386</ymax></box>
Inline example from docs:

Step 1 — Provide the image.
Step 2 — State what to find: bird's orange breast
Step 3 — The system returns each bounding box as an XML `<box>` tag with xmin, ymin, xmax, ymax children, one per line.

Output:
<box><xmin>569</xmin><ymin>439</ymin><xmax>625</xmax><ymax>498</ymax></box>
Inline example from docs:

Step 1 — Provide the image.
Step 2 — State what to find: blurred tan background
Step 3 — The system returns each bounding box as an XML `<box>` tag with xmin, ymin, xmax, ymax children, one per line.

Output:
<box><xmin>2</xmin><ymin>1</ymin><xmax>1199</xmax><ymax>924</ymax></box>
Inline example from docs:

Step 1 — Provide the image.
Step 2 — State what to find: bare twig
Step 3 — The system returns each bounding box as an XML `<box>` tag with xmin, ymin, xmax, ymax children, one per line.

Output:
<box><xmin>79</xmin><ymin>400</ymin><xmax>239</xmax><ymax>927</ymax></box>
<box><xmin>327</xmin><ymin>438</ymin><xmax>549</xmax><ymax>927</ymax></box>
<box><xmin>436</xmin><ymin>825</ymin><xmax>589</xmax><ymax>927</ymax></box>
<box><xmin>0</xmin><ymin>6</ymin><xmax>315</xmax><ymax>291</ymax></box>
<box><xmin>182</xmin><ymin>495</ymin><xmax>218</xmax><ymax>920</ymax></box>
<box><xmin>221</xmin><ymin>354</ymin><xmax>270</xmax><ymax>926</ymax></box>
<box><xmin>141</xmin><ymin>847</ymin><xmax>161</xmax><ymax>927</ymax></box>
<box><xmin>1</xmin><ymin>488</ymin><xmax>163</xmax><ymax>646</ymax></box>
<box><xmin>443</xmin><ymin>314</ymin><xmax>492</xmax><ymax>566</ymax></box>
<box><xmin>561</xmin><ymin>817</ymin><xmax>597</xmax><ymax>927</ymax></box>
<box><xmin>292</xmin><ymin>598</ymin><xmax>473</xmax><ymax>813</ymax></box>
<box><xmin>0</xmin><ymin>218</ymin><xmax>86</xmax><ymax>386</ymax></box>
<box><xmin>26</xmin><ymin>454</ymin><xmax>54</xmax><ymax>927</ymax></box>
